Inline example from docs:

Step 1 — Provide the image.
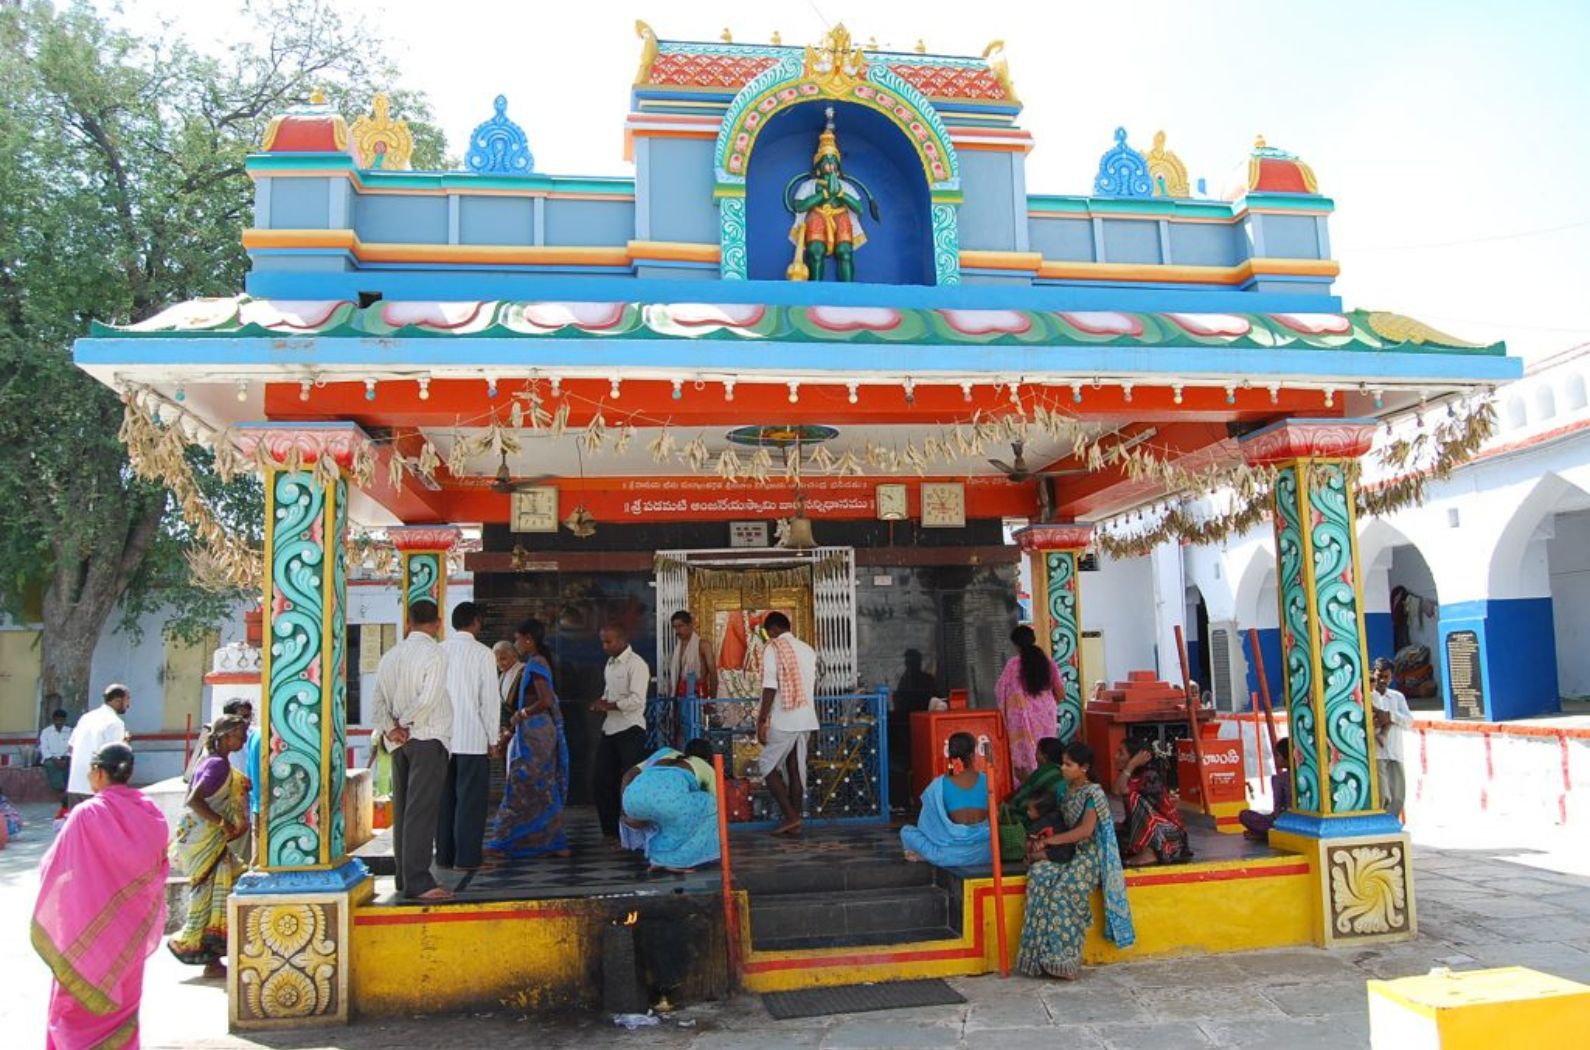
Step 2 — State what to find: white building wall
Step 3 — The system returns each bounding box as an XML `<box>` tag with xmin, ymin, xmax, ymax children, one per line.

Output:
<box><xmin>1080</xmin><ymin>551</ymin><xmax>1157</xmax><ymax>684</ymax></box>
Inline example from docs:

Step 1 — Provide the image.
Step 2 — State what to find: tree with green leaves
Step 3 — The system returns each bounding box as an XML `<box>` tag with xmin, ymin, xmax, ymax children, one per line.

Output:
<box><xmin>0</xmin><ymin>0</ymin><xmax>446</xmax><ymax>721</ymax></box>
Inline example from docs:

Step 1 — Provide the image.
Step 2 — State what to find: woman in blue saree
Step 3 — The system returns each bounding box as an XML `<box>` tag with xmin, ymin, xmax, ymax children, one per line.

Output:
<box><xmin>621</xmin><ymin>756</ymin><xmax>719</xmax><ymax>872</ymax></box>
<box><xmin>485</xmin><ymin>619</ymin><xmax>570</xmax><ymax>860</ymax></box>
<box><xmin>1017</xmin><ymin>741</ymin><xmax>1135</xmax><ymax>980</ymax></box>
<box><xmin>900</xmin><ymin>732</ymin><xmax>993</xmax><ymax>868</ymax></box>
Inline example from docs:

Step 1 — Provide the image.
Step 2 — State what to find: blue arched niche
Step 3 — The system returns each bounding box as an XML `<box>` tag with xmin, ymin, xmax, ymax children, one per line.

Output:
<box><xmin>745</xmin><ymin>101</ymin><xmax>933</xmax><ymax>286</ymax></box>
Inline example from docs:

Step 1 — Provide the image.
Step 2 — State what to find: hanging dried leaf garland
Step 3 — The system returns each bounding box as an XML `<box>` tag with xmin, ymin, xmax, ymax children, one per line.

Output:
<box><xmin>648</xmin><ymin>426</ymin><xmax>677</xmax><ymax>462</ymax></box>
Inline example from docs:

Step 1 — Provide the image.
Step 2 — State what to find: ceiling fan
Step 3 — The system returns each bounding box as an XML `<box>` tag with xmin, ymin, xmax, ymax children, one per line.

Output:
<box><xmin>988</xmin><ymin>439</ymin><xmax>1036</xmax><ymax>482</ymax></box>
<box><xmin>488</xmin><ymin>448</ymin><xmax>552</xmax><ymax>494</ymax></box>
<box><xmin>989</xmin><ymin>428</ymin><xmax>1161</xmax><ymax>483</ymax></box>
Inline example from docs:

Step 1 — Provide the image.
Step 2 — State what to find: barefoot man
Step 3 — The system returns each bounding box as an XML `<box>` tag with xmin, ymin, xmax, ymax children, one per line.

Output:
<box><xmin>755</xmin><ymin>612</ymin><xmax>817</xmax><ymax>837</ymax></box>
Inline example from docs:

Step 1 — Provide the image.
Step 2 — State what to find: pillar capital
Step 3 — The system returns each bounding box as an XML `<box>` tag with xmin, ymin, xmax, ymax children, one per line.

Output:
<box><xmin>1239</xmin><ymin>418</ymin><xmax>1376</xmax><ymax>466</ymax></box>
<box><xmin>387</xmin><ymin>525</ymin><xmax>461</xmax><ymax>552</ymax></box>
<box><xmin>1012</xmin><ymin>522</ymin><xmax>1093</xmax><ymax>553</ymax></box>
<box><xmin>236</xmin><ymin>421</ymin><xmax>371</xmax><ymax>469</ymax></box>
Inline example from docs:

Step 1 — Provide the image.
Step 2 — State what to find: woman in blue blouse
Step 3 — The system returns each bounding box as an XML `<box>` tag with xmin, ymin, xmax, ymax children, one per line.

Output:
<box><xmin>900</xmin><ymin>731</ymin><xmax>992</xmax><ymax>867</ymax></box>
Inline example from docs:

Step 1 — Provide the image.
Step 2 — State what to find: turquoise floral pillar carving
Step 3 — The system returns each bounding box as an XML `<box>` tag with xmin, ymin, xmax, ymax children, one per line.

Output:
<box><xmin>1012</xmin><ymin>524</ymin><xmax>1091</xmax><ymax>744</ymax></box>
<box><xmin>229</xmin><ymin>423</ymin><xmax>371</xmax><ymax>1029</ymax></box>
<box><xmin>390</xmin><ymin>527</ymin><xmax>460</xmax><ymax>638</ymax></box>
<box><xmin>1241</xmin><ymin>419</ymin><xmax>1415</xmax><ymax>948</ymax></box>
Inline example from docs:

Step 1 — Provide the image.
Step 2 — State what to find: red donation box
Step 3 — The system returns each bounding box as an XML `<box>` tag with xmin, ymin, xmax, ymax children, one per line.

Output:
<box><xmin>908</xmin><ymin>709</ymin><xmax>1013</xmax><ymax>803</ymax></box>
<box><xmin>1176</xmin><ymin>735</ymin><xmax>1246</xmax><ymax>807</ymax></box>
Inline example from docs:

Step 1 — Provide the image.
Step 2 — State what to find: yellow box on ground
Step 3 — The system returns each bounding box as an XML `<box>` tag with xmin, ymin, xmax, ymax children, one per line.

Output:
<box><xmin>1367</xmin><ymin>967</ymin><xmax>1590</xmax><ymax>1049</ymax></box>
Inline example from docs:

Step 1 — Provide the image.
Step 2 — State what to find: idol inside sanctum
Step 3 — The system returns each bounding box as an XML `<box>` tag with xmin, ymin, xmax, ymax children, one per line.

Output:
<box><xmin>783</xmin><ymin>106</ymin><xmax>881</xmax><ymax>282</ymax></box>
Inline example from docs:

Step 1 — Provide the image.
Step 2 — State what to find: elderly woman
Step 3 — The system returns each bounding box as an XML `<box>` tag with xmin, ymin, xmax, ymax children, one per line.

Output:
<box><xmin>1017</xmin><ymin>741</ymin><xmax>1135</xmax><ymax>980</ymax></box>
<box><xmin>901</xmin><ymin>731</ymin><xmax>993</xmax><ymax>867</ymax></box>
<box><xmin>168</xmin><ymin>712</ymin><xmax>251</xmax><ymax>977</ymax></box>
<box><xmin>485</xmin><ymin>618</ymin><xmax>570</xmax><ymax>861</ymax></box>
<box><xmin>33</xmin><ymin>742</ymin><xmax>169</xmax><ymax>1049</ymax></box>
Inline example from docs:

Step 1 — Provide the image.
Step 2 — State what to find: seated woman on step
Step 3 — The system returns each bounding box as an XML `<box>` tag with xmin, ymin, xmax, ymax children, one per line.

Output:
<box><xmin>1113</xmin><ymin>737</ymin><xmax>1193</xmax><ymax>867</ymax></box>
<box><xmin>621</xmin><ymin>744</ymin><xmax>720</xmax><ymax>873</ymax></box>
<box><xmin>1000</xmin><ymin>737</ymin><xmax>1066</xmax><ymax>859</ymax></box>
<box><xmin>901</xmin><ymin>732</ymin><xmax>992</xmax><ymax>867</ymax></box>
<box><xmin>1238</xmin><ymin>736</ymin><xmax>1291</xmax><ymax>843</ymax></box>
<box><xmin>1017</xmin><ymin>741</ymin><xmax>1135</xmax><ymax>980</ymax></box>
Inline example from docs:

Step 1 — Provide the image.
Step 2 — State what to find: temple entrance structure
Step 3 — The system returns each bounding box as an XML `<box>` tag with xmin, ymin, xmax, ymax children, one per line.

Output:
<box><xmin>73</xmin><ymin>22</ymin><xmax>1521</xmax><ymax>1028</ymax></box>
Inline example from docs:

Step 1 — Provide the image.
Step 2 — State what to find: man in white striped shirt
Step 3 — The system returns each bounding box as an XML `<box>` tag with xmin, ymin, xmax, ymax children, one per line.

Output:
<box><xmin>437</xmin><ymin>601</ymin><xmax>502</xmax><ymax>871</ymax></box>
<box><xmin>371</xmin><ymin>600</ymin><xmax>452</xmax><ymax>901</ymax></box>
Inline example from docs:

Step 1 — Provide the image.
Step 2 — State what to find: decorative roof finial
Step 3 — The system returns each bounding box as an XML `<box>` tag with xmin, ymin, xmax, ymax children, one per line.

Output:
<box><xmin>721</xmin><ymin>27</ymin><xmax>733</xmax><ymax>43</ymax></box>
<box><xmin>1094</xmin><ymin>127</ymin><xmax>1153</xmax><ymax>198</ymax></box>
<box><xmin>308</xmin><ymin>87</ymin><xmax>327</xmax><ymax>105</ymax></box>
<box><xmin>1146</xmin><ymin>130</ymin><xmax>1189</xmax><ymax>198</ymax></box>
<box><xmin>464</xmin><ymin>94</ymin><xmax>534</xmax><ymax>176</ymax></box>
<box><xmin>634</xmin><ymin>21</ymin><xmax>658</xmax><ymax>85</ymax></box>
<box><xmin>351</xmin><ymin>92</ymin><xmax>414</xmax><ymax>170</ymax></box>
<box><xmin>981</xmin><ymin>40</ymin><xmax>1019</xmax><ymax>104</ymax></box>
<box><xmin>772</xmin><ymin>29</ymin><xmax>782</xmax><ymax>45</ymax></box>
<box><xmin>914</xmin><ymin>38</ymin><xmax>927</xmax><ymax>54</ymax></box>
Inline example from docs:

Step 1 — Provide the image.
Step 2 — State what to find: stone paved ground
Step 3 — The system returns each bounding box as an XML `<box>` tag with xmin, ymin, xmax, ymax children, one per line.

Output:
<box><xmin>4</xmin><ymin>800</ymin><xmax>1587</xmax><ymax>1049</ymax></box>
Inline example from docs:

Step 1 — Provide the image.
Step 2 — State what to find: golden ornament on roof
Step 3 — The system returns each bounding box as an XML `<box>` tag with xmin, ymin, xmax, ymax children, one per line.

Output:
<box><xmin>981</xmin><ymin>40</ymin><xmax>1019</xmax><ymax>104</ymax></box>
<box><xmin>1146</xmin><ymin>130</ymin><xmax>1190</xmax><ymax>198</ymax></box>
<box><xmin>350</xmin><ymin>92</ymin><xmax>414</xmax><ymax>171</ymax></box>
<box><xmin>634</xmin><ymin>21</ymin><xmax>658</xmax><ymax>85</ymax></box>
<box><xmin>804</xmin><ymin>23</ymin><xmax>868</xmax><ymax>96</ymax></box>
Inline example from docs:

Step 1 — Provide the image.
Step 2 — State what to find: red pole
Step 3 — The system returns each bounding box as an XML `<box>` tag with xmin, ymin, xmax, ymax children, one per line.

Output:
<box><xmin>1246</xmin><ymin>628</ymin><xmax>1282</xmax><ymax>772</ymax></box>
<box><xmin>982</xmin><ymin>746</ymin><xmax>1010</xmax><ymax>977</ymax></box>
<box><xmin>713</xmin><ymin>753</ymin><xmax>739</xmax><ymax>987</ymax></box>
<box><xmin>182</xmin><ymin>712</ymin><xmax>193</xmax><ymax>769</ymax></box>
<box><xmin>1173</xmin><ymin>625</ymin><xmax>1212</xmax><ymax>816</ymax></box>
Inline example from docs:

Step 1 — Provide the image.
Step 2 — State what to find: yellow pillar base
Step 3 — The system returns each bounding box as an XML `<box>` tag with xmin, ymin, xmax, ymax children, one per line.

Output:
<box><xmin>228</xmin><ymin>878</ymin><xmax>374</xmax><ymax>1029</ymax></box>
<box><xmin>1271</xmin><ymin>828</ymin><xmax>1416</xmax><ymax>948</ymax></box>
<box><xmin>1368</xmin><ymin>967</ymin><xmax>1590</xmax><ymax>1048</ymax></box>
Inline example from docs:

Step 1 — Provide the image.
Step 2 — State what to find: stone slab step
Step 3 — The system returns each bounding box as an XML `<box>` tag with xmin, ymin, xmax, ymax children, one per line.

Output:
<box><xmin>749</xmin><ymin>885</ymin><xmax>951</xmax><ymax>946</ymax></box>
<box><xmin>752</xmin><ymin>925</ymin><xmax>962</xmax><ymax>953</ymax></box>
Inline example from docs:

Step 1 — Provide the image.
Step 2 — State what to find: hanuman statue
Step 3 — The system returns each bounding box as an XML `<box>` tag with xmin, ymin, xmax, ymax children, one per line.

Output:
<box><xmin>783</xmin><ymin>107</ymin><xmax>881</xmax><ymax>282</ymax></box>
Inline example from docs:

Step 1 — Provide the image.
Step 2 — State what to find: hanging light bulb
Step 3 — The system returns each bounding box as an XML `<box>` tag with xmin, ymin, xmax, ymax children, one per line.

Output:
<box><xmin>723</xmin><ymin>378</ymin><xmax>735</xmax><ymax>402</ymax></box>
<box><xmin>174</xmin><ymin>383</ymin><xmax>186</xmax><ymax>402</ymax></box>
<box><xmin>1268</xmin><ymin>384</ymin><xmax>1280</xmax><ymax>405</ymax></box>
<box><xmin>1071</xmin><ymin>381</ymin><xmax>1083</xmax><ymax>404</ymax></box>
<box><xmin>846</xmin><ymin>381</ymin><xmax>859</xmax><ymax>404</ymax></box>
<box><xmin>903</xmin><ymin>377</ymin><xmax>915</xmax><ymax>404</ymax></box>
<box><xmin>364</xmin><ymin>378</ymin><xmax>376</xmax><ymax>401</ymax></box>
<box><xmin>960</xmin><ymin>381</ymin><xmax>974</xmax><ymax>403</ymax></box>
<box><xmin>1323</xmin><ymin>387</ymin><xmax>1336</xmax><ymax>408</ymax></box>
<box><xmin>1122</xmin><ymin>382</ymin><xmax>1134</xmax><ymax>403</ymax></box>
<box><xmin>548</xmin><ymin>376</ymin><xmax>561</xmax><ymax>398</ymax></box>
<box><xmin>672</xmin><ymin>378</ymin><xmax>683</xmax><ymax>400</ymax></box>
<box><xmin>610</xmin><ymin>376</ymin><xmax>622</xmax><ymax>400</ymax></box>
<box><xmin>417</xmin><ymin>376</ymin><xmax>431</xmax><ymax>401</ymax></box>
<box><xmin>1225</xmin><ymin>386</ymin><xmax>1236</xmax><ymax>405</ymax></box>
<box><xmin>1372</xmin><ymin>388</ymin><xmax>1384</xmax><ymax>409</ymax></box>
<box><xmin>1008</xmin><ymin>380</ymin><xmax>1021</xmax><ymax>406</ymax></box>
<box><xmin>787</xmin><ymin>381</ymin><xmax>800</xmax><ymax>404</ymax></box>
<box><xmin>299</xmin><ymin>378</ymin><xmax>312</xmax><ymax>402</ymax></box>
<box><xmin>236</xmin><ymin>379</ymin><xmax>249</xmax><ymax>402</ymax></box>
<box><xmin>1172</xmin><ymin>384</ymin><xmax>1184</xmax><ymax>405</ymax></box>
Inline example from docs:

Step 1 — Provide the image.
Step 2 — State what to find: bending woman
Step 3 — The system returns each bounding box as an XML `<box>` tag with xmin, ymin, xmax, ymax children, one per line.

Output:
<box><xmin>1017</xmin><ymin>741</ymin><xmax>1135</xmax><ymax>980</ymax></box>
<box><xmin>1114</xmin><ymin>737</ymin><xmax>1192</xmax><ymax>866</ymax></box>
<box><xmin>486</xmin><ymin>617</ymin><xmax>571</xmax><ymax>861</ymax></box>
<box><xmin>621</xmin><ymin>754</ymin><xmax>720</xmax><ymax>872</ymax></box>
<box><xmin>33</xmin><ymin>743</ymin><xmax>169</xmax><ymax>1050</ymax></box>
<box><xmin>901</xmin><ymin>731</ymin><xmax>992</xmax><ymax>867</ymax></box>
<box><xmin>168</xmin><ymin>712</ymin><xmax>251</xmax><ymax>977</ymax></box>
<box><xmin>996</xmin><ymin>626</ymin><xmax>1064</xmax><ymax>782</ymax></box>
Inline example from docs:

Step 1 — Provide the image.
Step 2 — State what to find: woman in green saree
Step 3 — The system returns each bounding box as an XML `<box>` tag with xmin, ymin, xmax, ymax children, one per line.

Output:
<box><xmin>167</xmin><ymin>713</ymin><xmax>251</xmax><ymax>978</ymax></box>
<box><xmin>1000</xmin><ymin>737</ymin><xmax>1065</xmax><ymax>859</ymax></box>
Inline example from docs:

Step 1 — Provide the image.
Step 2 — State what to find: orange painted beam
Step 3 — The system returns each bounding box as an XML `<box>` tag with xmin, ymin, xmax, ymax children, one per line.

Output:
<box><xmin>266</xmin><ymin>379</ymin><xmax>1336</xmax><ymax>430</ymax></box>
<box><xmin>1051</xmin><ymin>422</ymin><xmax>1242</xmax><ymax>520</ymax></box>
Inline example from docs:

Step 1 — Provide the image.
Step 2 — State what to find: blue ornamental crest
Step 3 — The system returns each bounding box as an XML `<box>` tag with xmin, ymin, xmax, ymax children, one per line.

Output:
<box><xmin>465</xmin><ymin>95</ymin><xmax>535</xmax><ymax>176</ymax></box>
<box><xmin>1094</xmin><ymin>127</ymin><xmax>1152</xmax><ymax>198</ymax></box>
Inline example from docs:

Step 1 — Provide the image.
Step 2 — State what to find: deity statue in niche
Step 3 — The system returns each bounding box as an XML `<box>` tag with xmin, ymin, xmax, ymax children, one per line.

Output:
<box><xmin>783</xmin><ymin>106</ymin><xmax>881</xmax><ymax>282</ymax></box>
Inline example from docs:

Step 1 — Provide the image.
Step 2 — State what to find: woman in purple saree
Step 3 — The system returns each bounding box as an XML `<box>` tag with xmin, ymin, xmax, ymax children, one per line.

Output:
<box><xmin>486</xmin><ymin>619</ymin><xmax>571</xmax><ymax>860</ymax></box>
<box><xmin>32</xmin><ymin>742</ymin><xmax>169</xmax><ymax>1049</ymax></box>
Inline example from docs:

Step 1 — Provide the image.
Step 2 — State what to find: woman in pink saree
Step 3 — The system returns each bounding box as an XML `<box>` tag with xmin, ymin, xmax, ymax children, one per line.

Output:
<box><xmin>32</xmin><ymin>742</ymin><xmax>169</xmax><ymax>1050</ymax></box>
<box><xmin>995</xmin><ymin>625</ymin><xmax>1064</xmax><ymax>782</ymax></box>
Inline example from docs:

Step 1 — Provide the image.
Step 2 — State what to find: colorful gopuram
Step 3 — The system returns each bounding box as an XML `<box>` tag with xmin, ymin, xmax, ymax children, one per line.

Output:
<box><xmin>74</xmin><ymin>23</ymin><xmax>1519</xmax><ymax>1027</ymax></box>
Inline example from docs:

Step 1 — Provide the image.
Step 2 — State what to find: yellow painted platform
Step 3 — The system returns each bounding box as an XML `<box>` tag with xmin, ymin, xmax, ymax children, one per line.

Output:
<box><xmin>738</xmin><ymin>852</ymin><xmax>1315</xmax><ymax>993</ymax></box>
<box><xmin>1367</xmin><ymin>967</ymin><xmax>1590</xmax><ymax>1048</ymax></box>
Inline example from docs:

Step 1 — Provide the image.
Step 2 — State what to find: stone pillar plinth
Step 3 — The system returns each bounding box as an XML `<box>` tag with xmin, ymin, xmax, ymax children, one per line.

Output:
<box><xmin>1012</xmin><ymin>523</ymin><xmax>1092</xmax><ymax>744</ymax></box>
<box><xmin>1241</xmin><ymin>418</ymin><xmax>1416</xmax><ymax>948</ymax></box>
<box><xmin>389</xmin><ymin>526</ymin><xmax>461</xmax><ymax>637</ymax></box>
<box><xmin>229</xmin><ymin>423</ymin><xmax>373</xmax><ymax>1029</ymax></box>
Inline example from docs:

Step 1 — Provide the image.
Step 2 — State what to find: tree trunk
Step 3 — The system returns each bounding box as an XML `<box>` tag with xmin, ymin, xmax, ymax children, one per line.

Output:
<box><xmin>37</xmin><ymin>498</ymin><xmax>165</xmax><ymax>725</ymax></box>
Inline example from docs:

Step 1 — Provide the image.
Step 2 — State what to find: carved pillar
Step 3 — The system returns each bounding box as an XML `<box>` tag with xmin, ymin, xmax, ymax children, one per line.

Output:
<box><xmin>1241</xmin><ymin>419</ymin><xmax>1415</xmax><ymax>948</ymax></box>
<box><xmin>389</xmin><ymin>526</ymin><xmax>461</xmax><ymax>637</ymax></box>
<box><xmin>1012</xmin><ymin>523</ymin><xmax>1091</xmax><ymax>744</ymax></box>
<box><xmin>229</xmin><ymin>423</ymin><xmax>372</xmax><ymax>1029</ymax></box>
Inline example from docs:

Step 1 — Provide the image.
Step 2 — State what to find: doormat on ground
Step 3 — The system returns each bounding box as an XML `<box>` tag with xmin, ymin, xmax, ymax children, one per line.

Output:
<box><xmin>761</xmin><ymin>979</ymin><xmax>966</xmax><ymax>1020</ymax></box>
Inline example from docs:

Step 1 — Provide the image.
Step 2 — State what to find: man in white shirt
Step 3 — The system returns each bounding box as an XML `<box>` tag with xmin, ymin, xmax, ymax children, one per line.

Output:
<box><xmin>755</xmin><ymin>612</ymin><xmax>818</xmax><ymax>837</ymax></box>
<box><xmin>67</xmin><ymin>684</ymin><xmax>131</xmax><ymax>806</ymax></box>
<box><xmin>1371</xmin><ymin>657</ymin><xmax>1414</xmax><ymax>822</ymax></box>
<box><xmin>436</xmin><ymin>601</ymin><xmax>502</xmax><ymax>871</ymax></box>
<box><xmin>35</xmin><ymin>700</ymin><xmax>71</xmax><ymax>797</ymax></box>
<box><xmin>371</xmin><ymin>599</ymin><xmax>453</xmax><ymax>901</ymax></box>
<box><xmin>591</xmin><ymin>625</ymin><xmax>651</xmax><ymax>840</ymax></box>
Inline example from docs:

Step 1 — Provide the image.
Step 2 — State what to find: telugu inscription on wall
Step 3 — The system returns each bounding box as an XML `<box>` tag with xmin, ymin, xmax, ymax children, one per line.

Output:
<box><xmin>1445</xmin><ymin>629</ymin><xmax>1484</xmax><ymax>721</ymax></box>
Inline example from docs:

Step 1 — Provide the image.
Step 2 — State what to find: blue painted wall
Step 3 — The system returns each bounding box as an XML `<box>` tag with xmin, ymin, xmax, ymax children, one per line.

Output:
<box><xmin>543</xmin><ymin>199</ymin><xmax>634</xmax><ymax>247</ymax></box>
<box><xmin>745</xmin><ymin>101</ymin><xmax>932</xmax><ymax>285</ymax></box>
<box><xmin>1169</xmin><ymin>223</ymin><xmax>1242</xmax><ymax>267</ymax></box>
<box><xmin>1186</xmin><ymin>639</ymin><xmax>1204</xmax><ymax>689</ymax></box>
<box><xmin>1259</xmin><ymin>214</ymin><xmax>1321</xmax><ymax>258</ymax></box>
<box><xmin>357</xmin><ymin>194</ymin><xmax>447</xmax><ymax>244</ymax></box>
<box><xmin>1028</xmin><ymin>217</ymin><xmax>1095</xmax><ymax>262</ymax></box>
<box><xmin>1241</xmin><ymin>627</ymin><xmax>1284</xmax><ymax>712</ymax></box>
<box><xmin>1101</xmin><ymin>219</ymin><xmax>1162</xmax><ymax>265</ymax></box>
<box><xmin>1438</xmin><ymin>598</ymin><xmax>1560</xmax><ymax>722</ymax></box>
<box><xmin>645</xmin><ymin>137</ymin><xmax>718</xmax><ymax>243</ymax></box>
<box><xmin>459</xmin><ymin>196</ymin><xmax>534</xmax><ymax>245</ymax></box>
<box><xmin>956</xmin><ymin>150</ymin><xmax>1021</xmax><ymax>252</ymax></box>
<box><xmin>1364</xmin><ymin>612</ymin><xmax>1395</xmax><ymax>668</ymax></box>
<box><xmin>268</xmin><ymin>177</ymin><xmax>330</xmax><ymax>228</ymax></box>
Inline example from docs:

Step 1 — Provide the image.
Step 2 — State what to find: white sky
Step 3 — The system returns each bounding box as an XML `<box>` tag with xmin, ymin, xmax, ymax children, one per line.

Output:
<box><xmin>119</xmin><ymin>0</ymin><xmax>1590</xmax><ymax>361</ymax></box>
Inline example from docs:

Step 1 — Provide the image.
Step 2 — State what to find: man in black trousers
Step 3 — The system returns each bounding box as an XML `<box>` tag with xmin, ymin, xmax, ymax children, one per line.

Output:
<box><xmin>591</xmin><ymin>625</ymin><xmax>651</xmax><ymax>840</ymax></box>
<box><xmin>437</xmin><ymin>601</ymin><xmax>502</xmax><ymax>871</ymax></box>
